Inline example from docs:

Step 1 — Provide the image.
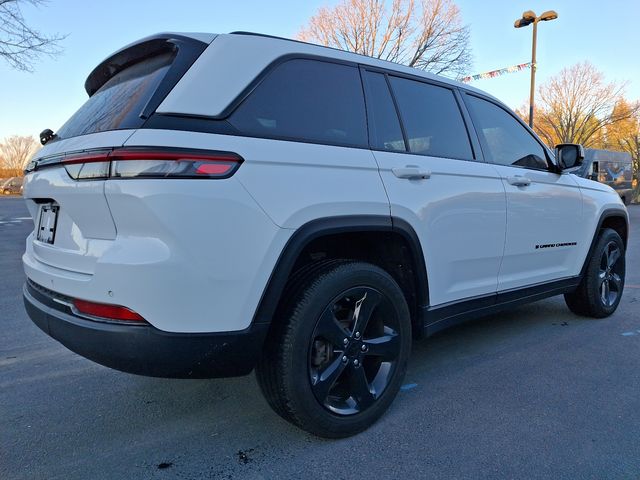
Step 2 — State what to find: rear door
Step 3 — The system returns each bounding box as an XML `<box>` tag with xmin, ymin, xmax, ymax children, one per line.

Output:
<box><xmin>463</xmin><ymin>93</ymin><xmax>584</xmax><ymax>290</ymax></box>
<box><xmin>363</xmin><ymin>69</ymin><xmax>507</xmax><ymax>307</ymax></box>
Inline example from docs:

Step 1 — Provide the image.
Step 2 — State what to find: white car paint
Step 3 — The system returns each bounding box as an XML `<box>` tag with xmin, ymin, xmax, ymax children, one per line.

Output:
<box><xmin>374</xmin><ymin>151</ymin><xmax>507</xmax><ymax>306</ymax></box>
<box><xmin>493</xmin><ymin>165</ymin><xmax>585</xmax><ymax>291</ymax></box>
<box><xmin>22</xmin><ymin>32</ymin><xmax>628</xmax><ymax>338</ymax></box>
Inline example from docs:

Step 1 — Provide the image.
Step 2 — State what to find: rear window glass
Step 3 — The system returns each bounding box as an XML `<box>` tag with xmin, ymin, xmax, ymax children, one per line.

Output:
<box><xmin>56</xmin><ymin>51</ymin><xmax>175</xmax><ymax>139</ymax></box>
<box><xmin>229</xmin><ymin>59</ymin><xmax>368</xmax><ymax>148</ymax></box>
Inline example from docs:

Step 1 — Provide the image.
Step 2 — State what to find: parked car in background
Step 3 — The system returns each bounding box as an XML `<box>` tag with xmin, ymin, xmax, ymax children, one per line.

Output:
<box><xmin>1</xmin><ymin>177</ymin><xmax>23</xmax><ymax>195</ymax></box>
<box><xmin>21</xmin><ymin>32</ymin><xmax>629</xmax><ymax>438</ymax></box>
<box><xmin>574</xmin><ymin>149</ymin><xmax>635</xmax><ymax>204</ymax></box>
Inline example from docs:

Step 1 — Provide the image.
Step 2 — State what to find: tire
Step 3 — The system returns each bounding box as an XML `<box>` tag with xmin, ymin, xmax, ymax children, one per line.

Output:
<box><xmin>564</xmin><ymin>228</ymin><xmax>625</xmax><ymax>318</ymax></box>
<box><xmin>256</xmin><ymin>261</ymin><xmax>412</xmax><ymax>438</ymax></box>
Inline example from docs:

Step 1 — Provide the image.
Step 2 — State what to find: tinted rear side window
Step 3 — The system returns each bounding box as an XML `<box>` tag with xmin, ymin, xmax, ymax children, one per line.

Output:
<box><xmin>230</xmin><ymin>59</ymin><xmax>367</xmax><ymax>147</ymax></box>
<box><xmin>56</xmin><ymin>51</ymin><xmax>176</xmax><ymax>139</ymax></box>
<box><xmin>388</xmin><ymin>77</ymin><xmax>473</xmax><ymax>160</ymax></box>
<box><xmin>362</xmin><ymin>71</ymin><xmax>405</xmax><ymax>152</ymax></box>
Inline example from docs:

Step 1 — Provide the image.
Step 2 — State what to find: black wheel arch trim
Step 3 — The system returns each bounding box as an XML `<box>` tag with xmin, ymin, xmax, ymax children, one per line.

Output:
<box><xmin>251</xmin><ymin>215</ymin><xmax>429</xmax><ymax>328</ymax></box>
<box><xmin>580</xmin><ymin>208</ymin><xmax>629</xmax><ymax>277</ymax></box>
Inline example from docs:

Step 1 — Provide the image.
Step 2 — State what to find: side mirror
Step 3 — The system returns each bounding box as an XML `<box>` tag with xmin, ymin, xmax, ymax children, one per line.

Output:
<box><xmin>555</xmin><ymin>143</ymin><xmax>584</xmax><ymax>171</ymax></box>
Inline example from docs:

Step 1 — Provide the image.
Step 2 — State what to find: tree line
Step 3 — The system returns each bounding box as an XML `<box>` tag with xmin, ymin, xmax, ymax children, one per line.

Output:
<box><xmin>1</xmin><ymin>0</ymin><xmax>638</xmax><ymax>188</ymax></box>
<box><xmin>518</xmin><ymin>63</ymin><xmax>639</xmax><ymax>177</ymax></box>
<box><xmin>0</xmin><ymin>135</ymin><xmax>38</xmax><ymax>178</ymax></box>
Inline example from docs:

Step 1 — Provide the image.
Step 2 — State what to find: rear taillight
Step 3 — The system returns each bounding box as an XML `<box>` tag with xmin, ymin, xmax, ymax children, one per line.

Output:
<box><xmin>73</xmin><ymin>298</ymin><xmax>147</xmax><ymax>323</ymax></box>
<box><xmin>61</xmin><ymin>147</ymin><xmax>242</xmax><ymax>180</ymax></box>
<box><xmin>62</xmin><ymin>151</ymin><xmax>111</xmax><ymax>180</ymax></box>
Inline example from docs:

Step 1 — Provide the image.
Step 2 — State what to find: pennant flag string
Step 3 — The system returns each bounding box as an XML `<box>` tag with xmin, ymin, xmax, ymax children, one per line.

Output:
<box><xmin>461</xmin><ymin>62</ymin><xmax>534</xmax><ymax>83</ymax></box>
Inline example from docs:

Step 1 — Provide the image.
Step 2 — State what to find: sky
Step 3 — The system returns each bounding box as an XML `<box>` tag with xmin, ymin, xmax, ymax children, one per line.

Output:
<box><xmin>1</xmin><ymin>0</ymin><xmax>639</xmax><ymax>140</ymax></box>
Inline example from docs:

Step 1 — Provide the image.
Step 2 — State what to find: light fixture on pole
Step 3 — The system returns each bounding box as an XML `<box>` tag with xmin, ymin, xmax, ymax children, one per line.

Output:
<box><xmin>514</xmin><ymin>10</ymin><xmax>558</xmax><ymax>128</ymax></box>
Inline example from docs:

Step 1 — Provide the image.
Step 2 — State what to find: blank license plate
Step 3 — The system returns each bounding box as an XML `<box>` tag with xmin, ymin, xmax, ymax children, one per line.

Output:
<box><xmin>37</xmin><ymin>204</ymin><xmax>59</xmax><ymax>244</ymax></box>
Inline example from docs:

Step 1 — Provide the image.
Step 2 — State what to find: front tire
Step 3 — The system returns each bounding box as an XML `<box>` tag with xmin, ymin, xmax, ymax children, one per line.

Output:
<box><xmin>565</xmin><ymin>228</ymin><xmax>625</xmax><ymax>318</ymax></box>
<box><xmin>256</xmin><ymin>261</ymin><xmax>412</xmax><ymax>438</ymax></box>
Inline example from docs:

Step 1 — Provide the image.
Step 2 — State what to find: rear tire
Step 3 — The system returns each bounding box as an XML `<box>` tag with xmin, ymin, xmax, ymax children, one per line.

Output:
<box><xmin>564</xmin><ymin>228</ymin><xmax>625</xmax><ymax>318</ymax></box>
<box><xmin>256</xmin><ymin>261</ymin><xmax>411</xmax><ymax>438</ymax></box>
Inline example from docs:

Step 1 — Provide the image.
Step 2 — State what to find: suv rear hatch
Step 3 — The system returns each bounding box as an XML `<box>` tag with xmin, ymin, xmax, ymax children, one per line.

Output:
<box><xmin>23</xmin><ymin>33</ymin><xmax>212</xmax><ymax>276</ymax></box>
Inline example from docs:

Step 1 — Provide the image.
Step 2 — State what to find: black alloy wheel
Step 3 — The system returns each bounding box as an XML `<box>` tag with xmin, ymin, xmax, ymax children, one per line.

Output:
<box><xmin>565</xmin><ymin>228</ymin><xmax>625</xmax><ymax>318</ymax></box>
<box><xmin>256</xmin><ymin>261</ymin><xmax>411</xmax><ymax>438</ymax></box>
<box><xmin>308</xmin><ymin>286</ymin><xmax>402</xmax><ymax>416</ymax></box>
<box><xmin>598</xmin><ymin>241</ymin><xmax>624</xmax><ymax>308</ymax></box>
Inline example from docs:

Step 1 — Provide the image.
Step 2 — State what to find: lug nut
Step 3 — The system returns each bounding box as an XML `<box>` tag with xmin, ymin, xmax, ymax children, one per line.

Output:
<box><xmin>343</xmin><ymin>338</ymin><xmax>349</xmax><ymax>345</ymax></box>
<box><xmin>353</xmin><ymin>359</ymin><xmax>360</xmax><ymax>367</ymax></box>
<box><xmin>342</xmin><ymin>355</ymin><xmax>348</xmax><ymax>363</ymax></box>
<box><xmin>361</xmin><ymin>344</ymin><xmax>367</xmax><ymax>352</ymax></box>
<box><xmin>355</xmin><ymin>331</ymin><xmax>361</xmax><ymax>339</ymax></box>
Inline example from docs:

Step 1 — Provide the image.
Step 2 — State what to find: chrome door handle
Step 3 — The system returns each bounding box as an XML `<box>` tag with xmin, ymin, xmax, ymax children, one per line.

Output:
<box><xmin>506</xmin><ymin>175</ymin><xmax>531</xmax><ymax>187</ymax></box>
<box><xmin>392</xmin><ymin>166</ymin><xmax>431</xmax><ymax>180</ymax></box>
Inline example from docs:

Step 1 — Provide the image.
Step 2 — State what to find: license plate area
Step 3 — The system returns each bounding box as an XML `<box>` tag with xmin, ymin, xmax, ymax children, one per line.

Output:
<box><xmin>37</xmin><ymin>204</ymin><xmax>59</xmax><ymax>244</ymax></box>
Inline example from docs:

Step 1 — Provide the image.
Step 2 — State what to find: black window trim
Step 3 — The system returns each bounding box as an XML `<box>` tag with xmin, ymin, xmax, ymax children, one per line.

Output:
<box><xmin>144</xmin><ymin>51</ymin><xmax>539</xmax><ymax>164</ymax></box>
<box><xmin>147</xmin><ymin>54</ymin><xmax>374</xmax><ymax>150</ymax></box>
<box><xmin>359</xmin><ymin>64</ymin><xmax>480</xmax><ymax>163</ymax></box>
<box><xmin>359</xmin><ymin>67</ymin><xmax>409</xmax><ymax>153</ymax></box>
<box><xmin>461</xmin><ymin>91</ymin><xmax>558</xmax><ymax>173</ymax></box>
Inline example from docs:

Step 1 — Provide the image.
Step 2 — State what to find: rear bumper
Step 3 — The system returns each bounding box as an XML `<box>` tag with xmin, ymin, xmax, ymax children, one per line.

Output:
<box><xmin>23</xmin><ymin>281</ymin><xmax>269</xmax><ymax>378</ymax></box>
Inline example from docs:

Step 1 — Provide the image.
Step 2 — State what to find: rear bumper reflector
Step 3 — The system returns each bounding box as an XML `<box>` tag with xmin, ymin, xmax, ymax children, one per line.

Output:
<box><xmin>73</xmin><ymin>299</ymin><xmax>147</xmax><ymax>323</ymax></box>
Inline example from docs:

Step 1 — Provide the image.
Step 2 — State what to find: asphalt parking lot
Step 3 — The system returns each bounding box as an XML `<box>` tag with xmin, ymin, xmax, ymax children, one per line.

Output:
<box><xmin>1</xmin><ymin>197</ymin><xmax>639</xmax><ymax>480</ymax></box>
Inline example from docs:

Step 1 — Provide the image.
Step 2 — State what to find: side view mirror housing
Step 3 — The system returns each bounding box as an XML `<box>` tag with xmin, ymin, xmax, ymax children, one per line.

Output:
<box><xmin>555</xmin><ymin>143</ymin><xmax>585</xmax><ymax>171</ymax></box>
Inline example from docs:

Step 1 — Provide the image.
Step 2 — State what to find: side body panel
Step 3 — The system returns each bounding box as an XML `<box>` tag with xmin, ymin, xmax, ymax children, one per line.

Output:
<box><xmin>111</xmin><ymin>128</ymin><xmax>389</xmax><ymax>331</ymax></box>
<box><xmin>494</xmin><ymin>166</ymin><xmax>585</xmax><ymax>291</ymax></box>
<box><xmin>127</xmin><ymin>129</ymin><xmax>391</xmax><ymax>229</ymax></box>
<box><xmin>375</xmin><ymin>151</ymin><xmax>507</xmax><ymax>306</ymax></box>
<box><xmin>572</xmin><ymin>175</ymin><xmax>629</xmax><ymax>249</ymax></box>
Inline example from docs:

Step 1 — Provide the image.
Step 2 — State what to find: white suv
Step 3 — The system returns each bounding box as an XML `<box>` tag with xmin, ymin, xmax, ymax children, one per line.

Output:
<box><xmin>22</xmin><ymin>32</ymin><xmax>628</xmax><ymax>438</ymax></box>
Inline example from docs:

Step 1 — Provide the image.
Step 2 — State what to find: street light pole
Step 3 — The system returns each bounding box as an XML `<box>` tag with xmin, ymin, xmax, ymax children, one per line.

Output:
<box><xmin>528</xmin><ymin>20</ymin><xmax>537</xmax><ymax>128</ymax></box>
<box><xmin>514</xmin><ymin>10</ymin><xmax>558</xmax><ymax>129</ymax></box>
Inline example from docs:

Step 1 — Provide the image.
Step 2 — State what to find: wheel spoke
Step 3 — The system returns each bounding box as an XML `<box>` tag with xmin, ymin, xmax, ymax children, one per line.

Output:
<box><xmin>348</xmin><ymin>364</ymin><xmax>375</xmax><ymax>411</ymax></box>
<box><xmin>608</xmin><ymin>246</ymin><xmax>621</xmax><ymax>269</ymax></box>
<box><xmin>601</xmin><ymin>280</ymin><xmax>611</xmax><ymax>306</ymax></box>
<box><xmin>598</xmin><ymin>270</ymin><xmax>607</xmax><ymax>287</ymax></box>
<box><xmin>316</xmin><ymin>309</ymin><xmax>349</xmax><ymax>348</ymax></box>
<box><xmin>311</xmin><ymin>356</ymin><xmax>347</xmax><ymax>402</ymax></box>
<box><xmin>363</xmin><ymin>331</ymin><xmax>400</xmax><ymax>361</ymax></box>
<box><xmin>351</xmin><ymin>290</ymin><xmax>382</xmax><ymax>336</ymax></box>
<box><xmin>610</xmin><ymin>273</ymin><xmax>623</xmax><ymax>293</ymax></box>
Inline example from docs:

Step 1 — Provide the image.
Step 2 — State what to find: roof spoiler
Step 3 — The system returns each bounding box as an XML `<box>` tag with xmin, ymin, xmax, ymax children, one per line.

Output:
<box><xmin>84</xmin><ymin>33</ymin><xmax>211</xmax><ymax>97</ymax></box>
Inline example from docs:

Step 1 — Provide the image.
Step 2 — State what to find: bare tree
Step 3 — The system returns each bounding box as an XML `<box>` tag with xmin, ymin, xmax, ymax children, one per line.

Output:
<box><xmin>533</xmin><ymin>62</ymin><xmax>638</xmax><ymax>148</ymax></box>
<box><xmin>606</xmin><ymin>100</ymin><xmax>640</xmax><ymax>188</ymax></box>
<box><xmin>298</xmin><ymin>0</ymin><xmax>472</xmax><ymax>77</ymax></box>
<box><xmin>0</xmin><ymin>0</ymin><xmax>65</xmax><ymax>71</ymax></box>
<box><xmin>0</xmin><ymin>135</ymin><xmax>38</xmax><ymax>175</ymax></box>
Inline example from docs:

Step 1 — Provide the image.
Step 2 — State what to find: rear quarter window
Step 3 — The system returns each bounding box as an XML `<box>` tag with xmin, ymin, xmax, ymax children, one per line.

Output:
<box><xmin>229</xmin><ymin>59</ymin><xmax>368</xmax><ymax>148</ymax></box>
